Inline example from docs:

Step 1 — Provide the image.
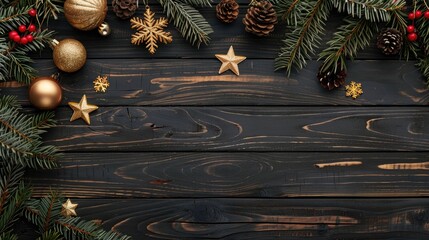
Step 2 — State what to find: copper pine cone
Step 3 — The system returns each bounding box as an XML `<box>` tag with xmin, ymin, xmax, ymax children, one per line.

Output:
<box><xmin>216</xmin><ymin>0</ymin><xmax>239</xmax><ymax>23</ymax></box>
<box><xmin>376</xmin><ymin>28</ymin><xmax>403</xmax><ymax>56</ymax></box>
<box><xmin>317</xmin><ymin>64</ymin><xmax>347</xmax><ymax>90</ymax></box>
<box><xmin>243</xmin><ymin>0</ymin><xmax>277</xmax><ymax>37</ymax></box>
<box><xmin>112</xmin><ymin>0</ymin><xmax>138</xmax><ymax>19</ymax></box>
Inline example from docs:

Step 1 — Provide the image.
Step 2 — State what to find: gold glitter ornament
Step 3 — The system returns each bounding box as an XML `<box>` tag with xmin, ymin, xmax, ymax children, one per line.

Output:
<box><xmin>52</xmin><ymin>39</ymin><xmax>87</xmax><ymax>73</ymax></box>
<box><xmin>64</xmin><ymin>0</ymin><xmax>108</xmax><ymax>31</ymax></box>
<box><xmin>29</xmin><ymin>76</ymin><xmax>62</xmax><ymax>110</ymax></box>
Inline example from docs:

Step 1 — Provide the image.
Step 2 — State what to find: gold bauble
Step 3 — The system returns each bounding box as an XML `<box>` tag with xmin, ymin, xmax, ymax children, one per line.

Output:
<box><xmin>29</xmin><ymin>76</ymin><xmax>62</xmax><ymax>110</ymax></box>
<box><xmin>64</xmin><ymin>0</ymin><xmax>107</xmax><ymax>31</ymax></box>
<box><xmin>52</xmin><ymin>39</ymin><xmax>87</xmax><ymax>73</ymax></box>
<box><xmin>98</xmin><ymin>22</ymin><xmax>111</xmax><ymax>36</ymax></box>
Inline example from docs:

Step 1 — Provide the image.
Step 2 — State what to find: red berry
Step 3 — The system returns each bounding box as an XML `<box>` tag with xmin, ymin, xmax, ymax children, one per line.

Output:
<box><xmin>407</xmin><ymin>25</ymin><xmax>415</xmax><ymax>33</ymax></box>
<box><xmin>409</xmin><ymin>12</ymin><xmax>415</xmax><ymax>20</ymax></box>
<box><xmin>28</xmin><ymin>9</ymin><xmax>37</xmax><ymax>17</ymax></box>
<box><xmin>13</xmin><ymin>35</ymin><xmax>21</xmax><ymax>42</ymax></box>
<box><xmin>8</xmin><ymin>30</ymin><xmax>18</xmax><ymax>40</ymax></box>
<box><xmin>18</xmin><ymin>25</ymin><xmax>26</xmax><ymax>32</ymax></box>
<box><xmin>425</xmin><ymin>11</ymin><xmax>429</xmax><ymax>19</ymax></box>
<box><xmin>20</xmin><ymin>37</ymin><xmax>28</xmax><ymax>45</ymax></box>
<box><xmin>415</xmin><ymin>10</ymin><xmax>423</xmax><ymax>19</ymax></box>
<box><xmin>26</xmin><ymin>34</ymin><xmax>34</xmax><ymax>42</ymax></box>
<box><xmin>28</xmin><ymin>24</ymin><xmax>36</xmax><ymax>32</ymax></box>
<box><xmin>408</xmin><ymin>32</ymin><xmax>418</xmax><ymax>42</ymax></box>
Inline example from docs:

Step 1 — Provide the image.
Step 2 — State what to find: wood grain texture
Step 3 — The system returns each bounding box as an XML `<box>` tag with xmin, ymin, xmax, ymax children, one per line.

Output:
<box><xmin>36</xmin><ymin>8</ymin><xmax>396</xmax><ymax>60</ymax></box>
<box><xmin>70</xmin><ymin>198</ymin><xmax>429</xmax><ymax>239</ymax></box>
<box><xmin>1</xmin><ymin>60</ymin><xmax>427</xmax><ymax>106</ymax></box>
<box><xmin>42</xmin><ymin>106</ymin><xmax>429</xmax><ymax>152</ymax></box>
<box><xmin>28</xmin><ymin>152</ymin><xmax>429</xmax><ymax>198</ymax></box>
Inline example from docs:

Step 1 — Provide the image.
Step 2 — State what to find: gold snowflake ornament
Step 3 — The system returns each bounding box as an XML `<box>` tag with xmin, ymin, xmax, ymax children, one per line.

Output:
<box><xmin>345</xmin><ymin>81</ymin><xmax>363</xmax><ymax>99</ymax></box>
<box><xmin>93</xmin><ymin>75</ymin><xmax>110</xmax><ymax>92</ymax></box>
<box><xmin>130</xmin><ymin>7</ymin><xmax>173</xmax><ymax>54</ymax></box>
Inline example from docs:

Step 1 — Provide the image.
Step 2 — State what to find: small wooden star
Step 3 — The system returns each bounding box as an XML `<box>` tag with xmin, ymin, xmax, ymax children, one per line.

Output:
<box><xmin>345</xmin><ymin>81</ymin><xmax>363</xmax><ymax>99</ymax></box>
<box><xmin>68</xmin><ymin>95</ymin><xmax>98</xmax><ymax>125</ymax></box>
<box><xmin>215</xmin><ymin>46</ymin><xmax>246</xmax><ymax>76</ymax></box>
<box><xmin>61</xmin><ymin>198</ymin><xmax>78</xmax><ymax>217</ymax></box>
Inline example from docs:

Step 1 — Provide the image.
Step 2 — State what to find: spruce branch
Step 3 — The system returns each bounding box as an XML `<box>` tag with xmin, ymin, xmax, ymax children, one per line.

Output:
<box><xmin>275</xmin><ymin>0</ymin><xmax>302</xmax><ymax>26</ymax></box>
<box><xmin>158</xmin><ymin>0</ymin><xmax>213</xmax><ymax>47</ymax></box>
<box><xmin>319</xmin><ymin>16</ymin><xmax>378</xmax><ymax>73</ymax></box>
<box><xmin>389</xmin><ymin>7</ymin><xmax>419</xmax><ymax>60</ymax></box>
<box><xmin>330</xmin><ymin>0</ymin><xmax>405</xmax><ymax>22</ymax></box>
<box><xmin>180</xmin><ymin>0</ymin><xmax>212</xmax><ymax>7</ymax></box>
<box><xmin>275</xmin><ymin>0</ymin><xmax>332</xmax><ymax>75</ymax></box>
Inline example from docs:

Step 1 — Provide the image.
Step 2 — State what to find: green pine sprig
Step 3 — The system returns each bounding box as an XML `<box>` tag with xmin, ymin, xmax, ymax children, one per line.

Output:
<box><xmin>330</xmin><ymin>0</ymin><xmax>404</xmax><ymax>22</ymax></box>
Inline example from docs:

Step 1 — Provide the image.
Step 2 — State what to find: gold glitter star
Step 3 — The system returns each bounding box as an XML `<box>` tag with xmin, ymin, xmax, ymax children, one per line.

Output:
<box><xmin>345</xmin><ymin>81</ymin><xmax>363</xmax><ymax>99</ymax></box>
<box><xmin>68</xmin><ymin>95</ymin><xmax>98</xmax><ymax>125</ymax></box>
<box><xmin>61</xmin><ymin>198</ymin><xmax>78</xmax><ymax>217</ymax></box>
<box><xmin>215</xmin><ymin>46</ymin><xmax>246</xmax><ymax>76</ymax></box>
<box><xmin>93</xmin><ymin>75</ymin><xmax>110</xmax><ymax>92</ymax></box>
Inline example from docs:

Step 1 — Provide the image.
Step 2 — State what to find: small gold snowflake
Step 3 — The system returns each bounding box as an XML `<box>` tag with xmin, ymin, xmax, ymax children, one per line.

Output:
<box><xmin>345</xmin><ymin>81</ymin><xmax>363</xmax><ymax>99</ymax></box>
<box><xmin>93</xmin><ymin>76</ymin><xmax>110</xmax><ymax>93</ymax></box>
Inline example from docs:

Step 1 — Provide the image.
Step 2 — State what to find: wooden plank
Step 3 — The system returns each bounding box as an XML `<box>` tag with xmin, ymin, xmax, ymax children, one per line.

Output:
<box><xmin>65</xmin><ymin>198</ymin><xmax>429</xmax><ymax>239</ymax></box>
<box><xmin>28</xmin><ymin>152</ymin><xmax>429</xmax><ymax>198</ymax></box>
<box><xmin>36</xmin><ymin>9</ymin><xmax>394</xmax><ymax>60</ymax></box>
<box><xmin>1</xmin><ymin>60</ymin><xmax>427</xmax><ymax>106</ymax></box>
<box><xmin>42</xmin><ymin>106</ymin><xmax>429</xmax><ymax>152</ymax></box>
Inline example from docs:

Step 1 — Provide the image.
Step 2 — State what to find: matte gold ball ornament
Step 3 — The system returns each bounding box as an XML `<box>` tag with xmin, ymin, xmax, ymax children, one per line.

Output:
<box><xmin>29</xmin><ymin>76</ymin><xmax>62</xmax><ymax>110</ymax></box>
<box><xmin>64</xmin><ymin>0</ymin><xmax>111</xmax><ymax>36</ymax></box>
<box><xmin>52</xmin><ymin>39</ymin><xmax>87</xmax><ymax>73</ymax></box>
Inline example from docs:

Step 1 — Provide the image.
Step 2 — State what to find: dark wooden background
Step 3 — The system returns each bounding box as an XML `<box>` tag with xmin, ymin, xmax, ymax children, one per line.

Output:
<box><xmin>2</xmin><ymin>2</ymin><xmax>429</xmax><ymax>239</ymax></box>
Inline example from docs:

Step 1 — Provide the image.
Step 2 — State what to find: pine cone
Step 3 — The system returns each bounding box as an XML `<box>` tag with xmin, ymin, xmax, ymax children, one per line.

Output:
<box><xmin>376</xmin><ymin>28</ymin><xmax>403</xmax><ymax>55</ymax></box>
<box><xmin>243</xmin><ymin>0</ymin><xmax>277</xmax><ymax>37</ymax></box>
<box><xmin>216</xmin><ymin>0</ymin><xmax>239</xmax><ymax>23</ymax></box>
<box><xmin>317</xmin><ymin>64</ymin><xmax>347</xmax><ymax>90</ymax></box>
<box><xmin>112</xmin><ymin>0</ymin><xmax>138</xmax><ymax>20</ymax></box>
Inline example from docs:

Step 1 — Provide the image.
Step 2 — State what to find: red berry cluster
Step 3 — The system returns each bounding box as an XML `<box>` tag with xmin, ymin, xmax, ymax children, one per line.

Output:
<box><xmin>8</xmin><ymin>9</ymin><xmax>37</xmax><ymax>45</ymax></box>
<box><xmin>407</xmin><ymin>9</ymin><xmax>429</xmax><ymax>42</ymax></box>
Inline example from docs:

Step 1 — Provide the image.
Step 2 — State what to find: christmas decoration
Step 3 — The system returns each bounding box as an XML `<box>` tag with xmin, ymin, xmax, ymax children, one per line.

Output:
<box><xmin>52</xmin><ymin>39</ymin><xmax>87</xmax><ymax>73</ymax></box>
<box><xmin>408</xmin><ymin>32</ymin><xmax>418</xmax><ymax>41</ymax></box>
<box><xmin>317</xmin><ymin>64</ymin><xmax>347</xmax><ymax>90</ymax></box>
<box><xmin>61</xmin><ymin>199</ymin><xmax>78</xmax><ymax>217</ymax></box>
<box><xmin>113</xmin><ymin>0</ymin><xmax>139</xmax><ymax>19</ymax></box>
<box><xmin>345</xmin><ymin>81</ymin><xmax>363</xmax><ymax>99</ymax></box>
<box><xmin>376</xmin><ymin>28</ymin><xmax>403</xmax><ymax>55</ymax></box>
<box><xmin>28</xmin><ymin>76</ymin><xmax>62</xmax><ymax>110</ymax></box>
<box><xmin>68</xmin><ymin>95</ymin><xmax>99</xmax><ymax>125</ymax></box>
<box><xmin>64</xmin><ymin>0</ymin><xmax>108</xmax><ymax>31</ymax></box>
<box><xmin>93</xmin><ymin>75</ymin><xmax>110</xmax><ymax>92</ymax></box>
<box><xmin>131</xmin><ymin>7</ymin><xmax>173</xmax><ymax>54</ymax></box>
<box><xmin>243</xmin><ymin>0</ymin><xmax>277</xmax><ymax>37</ymax></box>
<box><xmin>215</xmin><ymin>46</ymin><xmax>246</xmax><ymax>76</ymax></box>
<box><xmin>216</xmin><ymin>0</ymin><xmax>239</xmax><ymax>23</ymax></box>
<box><xmin>98</xmin><ymin>22</ymin><xmax>112</xmax><ymax>36</ymax></box>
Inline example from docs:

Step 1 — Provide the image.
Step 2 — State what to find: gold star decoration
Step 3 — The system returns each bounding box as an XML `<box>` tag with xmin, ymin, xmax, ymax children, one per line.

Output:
<box><xmin>68</xmin><ymin>95</ymin><xmax>99</xmax><ymax>125</ymax></box>
<box><xmin>130</xmin><ymin>6</ymin><xmax>172</xmax><ymax>54</ymax></box>
<box><xmin>93</xmin><ymin>75</ymin><xmax>110</xmax><ymax>93</ymax></box>
<box><xmin>345</xmin><ymin>81</ymin><xmax>363</xmax><ymax>99</ymax></box>
<box><xmin>61</xmin><ymin>198</ymin><xmax>78</xmax><ymax>217</ymax></box>
<box><xmin>215</xmin><ymin>46</ymin><xmax>246</xmax><ymax>76</ymax></box>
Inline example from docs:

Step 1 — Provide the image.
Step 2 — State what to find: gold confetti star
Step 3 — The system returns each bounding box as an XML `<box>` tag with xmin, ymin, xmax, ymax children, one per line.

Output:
<box><xmin>215</xmin><ymin>46</ymin><xmax>246</xmax><ymax>76</ymax></box>
<box><xmin>68</xmin><ymin>95</ymin><xmax>98</xmax><ymax>125</ymax></box>
<box><xmin>61</xmin><ymin>198</ymin><xmax>78</xmax><ymax>217</ymax></box>
<box><xmin>345</xmin><ymin>81</ymin><xmax>363</xmax><ymax>99</ymax></box>
<box><xmin>93</xmin><ymin>75</ymin><xmax>110</xmax><ymax>93</ymax></box>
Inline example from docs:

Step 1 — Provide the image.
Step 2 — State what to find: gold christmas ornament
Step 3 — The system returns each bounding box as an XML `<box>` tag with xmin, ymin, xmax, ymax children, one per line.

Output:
<box><xmin>130</xmin><ymin>6</ymin><xmax>172</xmax><ymax>54</ymax></box>
<box><xmin>68</xmin><ymin>94</ymin><xmax>99</xmax><ymax>125</ymax></box>
<box><xmin>61</xmin><ymin>198</ymin><xmax>78</xmax><ymax>217</ymax></box>
<box><xmin>98</xmin><ymin>22</ymin><xmax>111</xmax><ymax>36</ymax></box>
<box><xmin>52</xmin><ymin>39</ymin><xmax>87</xmax><ymax>73</ymax></box>
<box><xmin>29</xmin><ymin>76</ymin><xmax>62</xmax><ymax>110</ymax></box>
<box><xmin>215</xmin><ymin>46</ymin><xmax>246</xmax><ymax>76</ymax></box>
<box><xmin>345</xmin><ymin>81</ymin><xmax>363</xmax><ymax>99</ymax></box>
<box><xmin>64</xmin><ymin>0</ymin><xmax>108</xmax><ymax>31</ymax></box>
<box><xmin>93</xmin><ymin>75</ymin><xmax>110</xmax><ymax>92</ymax></box>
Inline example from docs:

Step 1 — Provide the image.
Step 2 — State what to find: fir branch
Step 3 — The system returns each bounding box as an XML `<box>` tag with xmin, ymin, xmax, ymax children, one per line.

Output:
<box><xmin>276</xmin><ymin>0</ymin><xmax>302</xmax><ymax>26</ymax></box>
<box><xmin>158</xmin><ymin>0</ymin><xmax>213</xmax><ymax>47</ymax></box>
<box><xmin>319</xmin><ymin>16</ymin><xmax>378</xmax><ymax>73</ymax></box>
<box><xmin>389</xmin><ymin>7</ymin><xmax>419</xmax><ymax>60</ymax></box>
<box><xmin>330</xmin><ymin>0</ymin><xmax>405</xmax><ymax>22</ymax></box>
<box><xmin>275</xmin><ymin>0</ymin><xmax>332</xmax><ymax>75</ymax></box>
<box><xmin>416</xmin><ymin>57</ymin><xmax>429</xmax><ymax>86</ymax></box>
<box><xmin>180</xmin><ymin>0</ymin><xmax>212</xmax><ymax>7</ymax></box>
<box><xmin>6</xmin><ymin>50</ymin><xmax>35</xmax><ymax>84</ymax></box>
